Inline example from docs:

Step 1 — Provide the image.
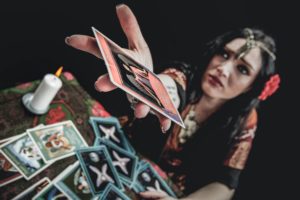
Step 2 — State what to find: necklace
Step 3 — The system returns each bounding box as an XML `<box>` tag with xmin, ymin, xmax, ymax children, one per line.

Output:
<box><xmin>178</xmin><ymin>105</ymin><xmax>201</xmax><ymax>144</ymax></box>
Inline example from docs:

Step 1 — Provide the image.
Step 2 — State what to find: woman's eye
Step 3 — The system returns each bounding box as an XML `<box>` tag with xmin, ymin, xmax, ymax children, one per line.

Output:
<box><xmin>238</xmin><ymin>65</ymin><xmax>249</xmax><ymax>75</ymax></box>
<box><xmin>222</xmin><ymin>52</ymin><xmax>229</xmax><ymax>59</ymax></box>
<box><xmin>217</xmin><ymin>49</ymin><xmax>229</xmax><ymax>60</ymax></box>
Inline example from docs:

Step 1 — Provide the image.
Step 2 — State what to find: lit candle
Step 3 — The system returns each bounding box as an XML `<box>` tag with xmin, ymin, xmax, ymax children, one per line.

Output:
<box><xmin>26</xmin><ymin>67</ymin><xmax>63</xmax><ymax>114</ymax></box>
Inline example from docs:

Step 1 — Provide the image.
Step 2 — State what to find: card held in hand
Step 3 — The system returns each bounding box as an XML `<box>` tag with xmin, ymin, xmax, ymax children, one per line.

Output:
<box><xmin>92</xmin><ymin>27</ymin><xmax>185</xmax><ymax>128</ymax></box>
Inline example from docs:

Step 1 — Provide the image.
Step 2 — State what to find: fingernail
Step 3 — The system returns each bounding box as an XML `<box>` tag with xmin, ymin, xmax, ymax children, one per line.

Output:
<box><xmin>96</xmin><ymin>76</ymin><xmax>103</xmax><ymax>82</ymax></box>
<box><xmin>94</xmin><ymin>82</ymin><xmax>102</xmax><ymax>92</ymax></box>
<box><xmin>116</xmin><ymin>3</ymin><xmax>125</xmax><ymax>9</ymax></box>
<box><xmin>65</xmin><ymin>37</ymin><xmax>70</xmax><ymax>45</ymax></box>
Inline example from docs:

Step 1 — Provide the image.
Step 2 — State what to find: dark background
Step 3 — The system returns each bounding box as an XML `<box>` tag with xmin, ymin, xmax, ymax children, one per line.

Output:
<box><xmin>0</xmin><ymin>0</ymin><xmax>297</xmax><ymax>199</ymax></box>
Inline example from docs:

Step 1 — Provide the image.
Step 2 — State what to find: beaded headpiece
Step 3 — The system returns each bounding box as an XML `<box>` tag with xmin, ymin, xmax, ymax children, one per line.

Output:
<box><xmin>238</xmin><ymin>28</ymin><xmax>280</xmax><ymax>101</ymax></box>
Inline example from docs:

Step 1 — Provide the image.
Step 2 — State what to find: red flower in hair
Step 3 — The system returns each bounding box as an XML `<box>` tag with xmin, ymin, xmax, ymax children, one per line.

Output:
<box><xmin>258</xmin><ymin>74</ymin><xmax>280</xmax><ymax>101</ymax></box>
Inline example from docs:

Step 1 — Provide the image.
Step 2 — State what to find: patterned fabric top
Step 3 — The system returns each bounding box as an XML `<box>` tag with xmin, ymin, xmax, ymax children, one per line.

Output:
<box><xmin>159</xmin><ymin>103</ymin><xmax>257</xmax><ymax>193</ymax></box>
<box><xmin>160</xmin><ymin>66</ymin><xmax>258</xmax><ymax>194</ymax></box>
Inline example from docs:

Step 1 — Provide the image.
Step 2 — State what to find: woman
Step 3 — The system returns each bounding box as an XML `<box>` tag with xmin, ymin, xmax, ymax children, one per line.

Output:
<box><xmin>65</xmin><ymin>4</ymin><xmax>280</xmax><ymax>200</ymax></box>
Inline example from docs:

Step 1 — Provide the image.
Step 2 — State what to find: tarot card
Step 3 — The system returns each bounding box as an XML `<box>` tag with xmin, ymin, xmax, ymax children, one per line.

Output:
<box><xmin>0</xmin><ymin>124</ymin><xmax>44</xmax><ymax>147</ymax></box>
<box><xmin>92</xmin><ymin>27</ymin><xmax>185</xmax><ymax>128</ymax></box>
<box><xmin>0</xmin><ymin>133</ymin><xmax>52</xmax><ymax>180</ymax></box>
<box><xmin>134</xmin><ymin>162</ymin><xmax>176</xmax><ymax>198</ymax></box>
<box><xmin>27</xmin><ymin>120</ymin><xmax>88</xmax><ymax>162</ymax></box>
<box><xmin>94</xmin><ymin>138</ymin><xmax>138</xmax><ymax>186</ymax></box>
<box><xmin>32</xmin><ymin>182</ymin><xmax>69</xmax><ymax>200</ymax></box>
<box><xmin>0</xmin><ymin>135</ymin><xmax>20</xmax><ymax>145</ymax></box>
<box><xmin>131</xmin><ymin>159</ymin><xmax>150</xmax><ymax>192</ymax></box>
<box><xmin>76</xmin><ymin>146</ymin><xmax>123</xmax><ymax>195</ymax></box>
<box><xmin>55</xmin><ymin>161</ymin><xmax>93</xmax><ymax>200</ymax></box>
<box><xmin>89</xmin><ymin>116</ymin><xmax>134</xmax><ymax>153</ymax></box>
<box><xmin>0</xmin><ymin>152</ymin><xmax>22</xmax><ymax>187</ymax></box>
<box><xmin>12</xmin><ymin>177</ymin><xmax>51</xmax><ymax>200</ymax></box>
<box><xmin>99</xmin><ymin>183</ymin><xmax>131</xmax><ymax>200</ymax></box>
<box><xmin>136</xmin><ymin>160</ymin><xmax>149</xmax><ymax>172</ymax></box>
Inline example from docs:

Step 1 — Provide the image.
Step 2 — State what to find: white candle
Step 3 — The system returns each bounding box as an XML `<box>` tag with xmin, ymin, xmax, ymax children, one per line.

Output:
<box><xmin>30</xmin><ymin>73</ymin><xmax>62</xmax><ymax>112</ymax></box>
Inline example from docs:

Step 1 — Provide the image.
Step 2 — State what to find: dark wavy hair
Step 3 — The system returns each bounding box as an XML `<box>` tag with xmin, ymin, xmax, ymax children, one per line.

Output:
<box><xmin>176</xmin><ymin>28</ymin><xmax>279</xmax><ymax>194</ymax></box>
<box><xmin>184</xmin><ymin>28</ymin><xmax>278</xmax><ymax>143</ymax></box>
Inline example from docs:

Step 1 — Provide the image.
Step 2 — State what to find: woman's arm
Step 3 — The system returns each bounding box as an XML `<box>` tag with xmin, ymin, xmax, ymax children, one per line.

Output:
<box><xmin>140</xmin><ymin>182</ymin><xmax>234</xmax><ymax>200</ymax></box>
<box><xmin>182</xmin><ymin>182</ymin><xmax>235</xmax><ymax>200</ymax></box>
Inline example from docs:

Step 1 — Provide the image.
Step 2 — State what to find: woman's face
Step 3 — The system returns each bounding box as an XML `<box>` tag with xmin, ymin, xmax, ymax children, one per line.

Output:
<box><xmin>201</xmin><ymin>38</ymin><xmax>262</xmax><ymax>100</ymax></box>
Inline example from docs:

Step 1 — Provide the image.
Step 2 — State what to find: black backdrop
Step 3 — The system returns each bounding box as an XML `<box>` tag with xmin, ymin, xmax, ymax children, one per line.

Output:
<box><xmin>0</xmin><ymin>1</ymin><xmax>297</xmax><ymax>199</ymax></box>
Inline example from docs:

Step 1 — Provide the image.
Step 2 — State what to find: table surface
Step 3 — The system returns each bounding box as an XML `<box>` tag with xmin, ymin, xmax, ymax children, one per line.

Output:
<box><xmin>0</xmin><ymin>72</ymin><xmax>181</xmax><ymax>199</ymax></box>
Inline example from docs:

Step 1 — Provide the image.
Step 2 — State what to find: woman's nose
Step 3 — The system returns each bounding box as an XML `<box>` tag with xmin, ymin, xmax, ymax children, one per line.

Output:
<box><xmin>216</xmin><ymin>61</ymin><xmax>232</xmax><ymax>78</ymax></box>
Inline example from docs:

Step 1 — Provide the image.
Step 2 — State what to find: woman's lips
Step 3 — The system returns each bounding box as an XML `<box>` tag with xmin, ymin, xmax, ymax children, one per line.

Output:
<box><xmin>208</xmin><ymin>74</ymin><xmax>223</xmax><ymax>87</ymax></box>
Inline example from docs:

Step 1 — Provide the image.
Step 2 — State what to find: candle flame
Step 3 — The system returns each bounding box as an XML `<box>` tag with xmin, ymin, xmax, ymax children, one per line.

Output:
<box><xmin>55</xmin><ymin>66</ymin><xmax>63</xmax><ymax>77</ymax></box>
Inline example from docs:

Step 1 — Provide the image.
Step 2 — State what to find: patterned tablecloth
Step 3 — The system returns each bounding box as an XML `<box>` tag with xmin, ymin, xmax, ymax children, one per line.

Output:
<box><xmin>0</xmin><ymin>72</ymin><xmax>181</xmax><ymax>199</ymax></box>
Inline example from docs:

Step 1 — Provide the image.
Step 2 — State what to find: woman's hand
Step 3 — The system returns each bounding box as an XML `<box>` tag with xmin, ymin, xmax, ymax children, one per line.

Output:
<box><xmin>140</xmin><ymin>191</ymin><xmax>177</xmax><ymax>200</ymax></box>
<box><xmin>65</xmin><ymin>4</ymin><xmax>171</xmax><ymax>132</ymax></box>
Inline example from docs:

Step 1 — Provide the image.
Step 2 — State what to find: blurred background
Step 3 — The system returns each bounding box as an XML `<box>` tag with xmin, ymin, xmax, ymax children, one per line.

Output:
<box><xmin>0</xmin><ymin>0</ymin><xmax>297</xmax><ymax>199</ymax></box>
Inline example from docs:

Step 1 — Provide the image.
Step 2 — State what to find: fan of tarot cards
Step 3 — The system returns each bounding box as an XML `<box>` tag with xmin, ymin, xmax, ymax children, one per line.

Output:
<box><xmin>0</xmin><ymin>117</ymin><xmax>177</xmax><ymax>199</ymax></box>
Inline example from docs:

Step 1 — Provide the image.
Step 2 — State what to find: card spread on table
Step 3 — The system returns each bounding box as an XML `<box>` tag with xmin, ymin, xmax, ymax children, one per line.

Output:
<box><xmin>0</xmin><ymin>133</ymin><xmax>52</xmax><ymax>180</ymax></box>
<box><xmin>0</xmin><ymin>125</ymin><xmax>52</xmax><ymax>180</ymax></box>
<box><xmin>27</xmin><ymin>120</ymin><xmax>88</xmax><ymax>162</ymax></box>
<box><xmin>76</xmin><ymin>146</ymin><xmax>123</xmax><ymax>195</ymax></box>
<box><xmin>89</xmin><ymin>116</ymin><xmax>134</xmax><ymax>154</ymax></box>
<box><xmin>32</xmin><ymin>182</ymin><xmax>69</xmax><ymax>200</ymax></box>
<box><xmin>54</xmin><ymin>161</ymin><xmax>93</xmax><ymax>200</ymax></box>
<box><xmin>94</xmin><ymin>138</ymin><xmax>138</xmax><ymax>185</ymax></box>
<box><xmin>134</xmin><ymin>162</ymin><xmax>176</xmax><ymax>197</ymax></box>
<box><xmin>0</xmin><ymin>152</ymin><xmax>22</xmax><ymax>187</ymax></box>
<box><xmin>0</xmin><ymin>116</ymin><xmax>177</xmax><ymax>199</ymax></box>
<box><xmin>100</xmin><ymin>183</ymin><xmax>131</xmax><ymax>200</ymax></box>
<box><xmin>12</xmin><ymin>177</ymin><xmax>51</xmax><ymax>200</ymax></box>
<box><xmin>92</xmin><ymin>27</ymin><xmax>185</xmax><ymax>128</ymax></box>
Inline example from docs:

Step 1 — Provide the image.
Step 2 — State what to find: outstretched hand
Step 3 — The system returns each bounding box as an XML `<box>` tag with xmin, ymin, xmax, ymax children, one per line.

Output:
<box><xmin>65</xmin><ymin>4</ymin><xmax>171</xmax><ymax>132</ymax></box>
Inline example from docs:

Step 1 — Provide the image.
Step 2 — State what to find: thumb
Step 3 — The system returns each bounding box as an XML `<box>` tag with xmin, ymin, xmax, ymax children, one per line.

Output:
<box><xmin>94</xmin><ymin>74</ymin><xmax>117</xmax><ymax>92</ymax></box>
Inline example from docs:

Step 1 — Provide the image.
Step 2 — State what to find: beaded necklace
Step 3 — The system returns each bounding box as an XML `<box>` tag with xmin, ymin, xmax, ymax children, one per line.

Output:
<box><xmin>178</xmin><ymin>105</ymin><xmax>201</xmax><ymax>144</ymax></box>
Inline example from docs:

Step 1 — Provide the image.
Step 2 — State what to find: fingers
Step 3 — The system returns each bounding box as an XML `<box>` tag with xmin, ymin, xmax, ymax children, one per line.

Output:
<box><xmin>139</xmin><ymin>191</ymin><xmax>168</xmax><ymax>199</ymax></box>
<box><xmin>131</xmin><ymin>100</ymin><xmax>171</xmax><ymax>133</ymax></box>
<box><xmin>65</xmin><ymin>35</ymin><xmax>102</xmax><ymax>59</ymax></box>
<box><xmin>134</xmin><ymin>102</ymin><xmax>150</xmax><ymax>118</ymax></box>
<box><xmin>132</xmin><ymin>101</ymin><xmax>171</xmax><ymax>133</ymax></box>
<box><xmin>94</xmin><ymin>74</ymin><xmax>117</xmax><ymax>92</ymax></box>
<box><xmin>116</xmin><ymin>4</ymin><xmax>148</xmax><ymax>51</ymax></box>
<box><xmin>157</xmin><ymin>114</ymin><xmax>172</xmax><ymax>134</ymax></box>
<box><xmin>129</xmin><ymin>99</ymin><xmax>171</xmax><ymax>133</ymax></box>
<box><xmin>127</xmin><ymin>94</ymin><xmax>151</xmax><ymax>118</ymax></box>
